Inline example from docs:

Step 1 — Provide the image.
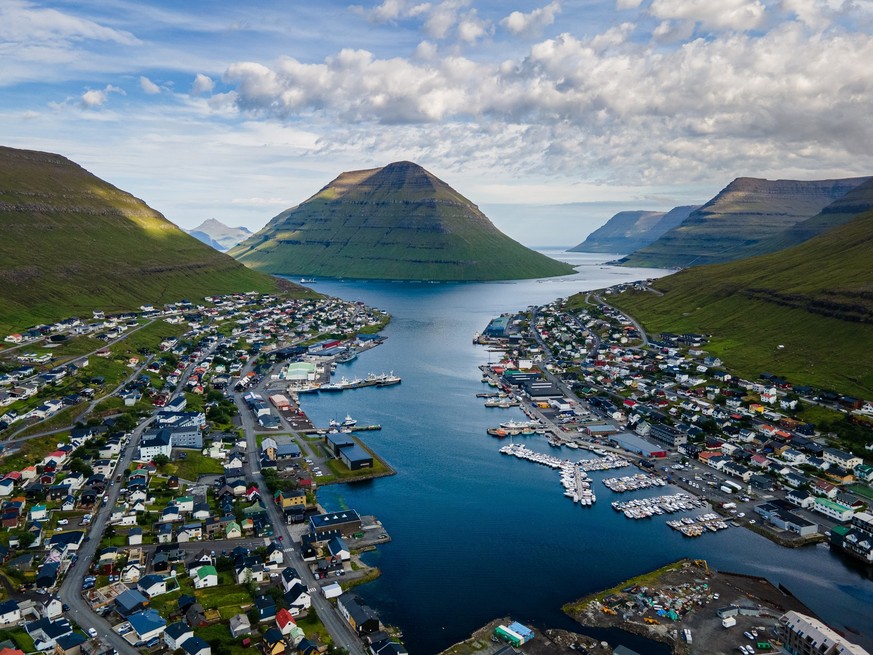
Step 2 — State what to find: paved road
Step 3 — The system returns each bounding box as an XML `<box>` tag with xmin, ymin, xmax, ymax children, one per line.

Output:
<box><xmin>57</xmin><ymin>418</ymin><xmax>155</xmax><ymax>655</ymax></box>
<box><xmin>593</xmin><ymin>293</ymin><xmax>650</xmax><ymax>346</ymax></box>
<box><xmin>232</xmin><ymin>378</ymin><xmax>366</xmax><ymax>655</ymax></box>
<box><xmin>55</xmin><ymin>339</ymin><xmax>216</xmax><ymax>653</ymax></box>
<box><xmin>5</xmin><ymin>355</ymin><xmax>155</xmax><ymax>443</ymax></box>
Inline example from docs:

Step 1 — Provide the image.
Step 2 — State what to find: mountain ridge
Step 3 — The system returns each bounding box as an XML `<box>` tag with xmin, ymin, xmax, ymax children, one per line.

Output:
<box><xmin>0</xmin><ymin>145</ymin><xmax>300</xmax><ymax>332</ymax></box>
<box><xmin>570</xmin><ymin>206</ymin><xmax>699</xmax><ymax>253</ymax></box>
<box><xmin>617</xmin><ymin>176</ymin><xmax>870</xmax><ymax>268</ymax></box>
<box><xmin>230</xmin><ymin>161</ymin><xmax>575</xmax><ymax>281</ymax></box>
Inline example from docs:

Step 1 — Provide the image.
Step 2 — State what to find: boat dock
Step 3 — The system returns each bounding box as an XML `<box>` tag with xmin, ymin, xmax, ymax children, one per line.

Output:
<box><xmin>297</xmin><ymin>372</ymin><xmax>401</xmax><ymax>393</ymax></box>
<box><xmin>666</xmin><ymin>513</ymin><xmax>731</xmax><ymax>537</ymax></box>
<box><xmin>610</xmin><ymin>492</ymin><xmax>707</xmax><ymax>519</ymax></box>
<box><xmin>499</xmin><ymin>443</ymin><xmax>596</xmax><ymax>506</ymax></box>
<box><xmin>601</xmin><ymin>473</ymin><xmax>667</xmax><ymax>493</ymax></box>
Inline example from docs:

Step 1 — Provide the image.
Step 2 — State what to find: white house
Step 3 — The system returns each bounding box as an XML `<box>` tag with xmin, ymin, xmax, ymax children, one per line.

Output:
<box><xmin>0</xmin><ymin>599</ymin><xmax>22</xmax><ymax>625</ymax></box>
<box><xmin>192</xmin><ymin>566</ymin><xmax>218</xmax><ymax>589</ymax></box>
<box><xmin>163</xmin><ymin>622</ymin><xmax>194</xmax><ymax>651</ymax></box>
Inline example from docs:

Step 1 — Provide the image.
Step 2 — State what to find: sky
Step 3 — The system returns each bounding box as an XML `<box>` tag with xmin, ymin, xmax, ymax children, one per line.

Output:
<box><xmin>2</xmin><ymin>0</ymin><xmax>873</xmax><ymax>246</ymax></box>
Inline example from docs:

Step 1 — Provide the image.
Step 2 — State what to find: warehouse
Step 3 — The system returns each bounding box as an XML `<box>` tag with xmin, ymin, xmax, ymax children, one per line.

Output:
<box><xmin>339</xmin><ymin>444</ymin><xmax>373</xmax><ymax>471</ymax></box>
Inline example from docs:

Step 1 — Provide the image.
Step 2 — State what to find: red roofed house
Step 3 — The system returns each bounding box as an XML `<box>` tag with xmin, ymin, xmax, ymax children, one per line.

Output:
<box><xmin>275</xmin><ymin>608</ymin><xmax>296</xmax><ymax>635</ymax></box>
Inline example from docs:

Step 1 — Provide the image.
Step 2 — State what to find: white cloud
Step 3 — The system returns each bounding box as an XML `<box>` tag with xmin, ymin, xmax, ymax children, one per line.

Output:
<box><xmin>424</xmin><ymin>0</ymin><xmax>468</xmax><ymax>39</ymax></box>
<box><xmin>366</xmin><ymin>0</ymin><xmax>431</xmax><ymax>22</ymax></box>
<box><xmin>0</xmin><ymin>0</ymin><xmax>139</xmax><ymax>45</ymax></box>
<box><xmin>192</xmin><ymin>73</ymin><xmax>215</xmax><ymax>95</ymax></box>
<box><xmin>648</xmin><ymin>0</ymin><xmax>766</xmax><ymax>31</ymax></box>
<box><xmin>216</xmin><ymin>22</ymin><xmax>873</xmax><ymax>185</ymax></box>
<box><xmin>415</xmin><ymin>40</ymin><xmax>438</xmax><ymax>59</ymax></box>
<box><xmin>139</xmin><ymin>76</ymin><xmax>161</xmax><ymax>94</ymax></box>
<box><xmin>457</xmin><ymin>9</ymin><xmax>491</xmax><ymax>44</ymax></box>
<box><xmin>80</xmin><ymin>84</ymin><xmax>124</xmax><ymax>108</ymax></box>
<box><xmin>501</xmin><ymin>1</ymin><xmax>562</xmax><ymax>37</ymax></box>
<box><xmin>616</xmin><ymin>0</ymin><xmax>643</xmax><ymax>8</ymax></box>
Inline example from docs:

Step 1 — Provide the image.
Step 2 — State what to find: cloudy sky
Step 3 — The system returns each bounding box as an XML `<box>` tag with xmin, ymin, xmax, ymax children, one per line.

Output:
<box><xmin>2</xmin><ymin>0</ymin><xmax>873</xmax><ymax>246</ymax></box>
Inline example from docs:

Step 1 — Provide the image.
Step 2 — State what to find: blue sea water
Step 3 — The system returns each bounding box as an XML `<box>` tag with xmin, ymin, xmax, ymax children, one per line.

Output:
<box><xmin>286</xmin><ymin>252</ymin><xmax>873</xmax><ymax>654</ymax></box>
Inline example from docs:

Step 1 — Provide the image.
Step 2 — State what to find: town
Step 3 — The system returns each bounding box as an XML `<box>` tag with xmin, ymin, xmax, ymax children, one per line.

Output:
<box><xmin>469</xmin><ymin>285</ymin><xmax>873</xmax><ymax>654</ymax></box>
<box><xmin>0</xmin><ymin>292</ymin><xmax>406</xmax><ymax>655</ymax></box>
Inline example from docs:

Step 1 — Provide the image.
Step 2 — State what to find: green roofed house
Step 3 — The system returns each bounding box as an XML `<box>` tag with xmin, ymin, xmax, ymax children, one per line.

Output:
<box><xmin>193</xmin><ymin>565</ymin><xmax>218</xmax><ymax>589</ymax></box>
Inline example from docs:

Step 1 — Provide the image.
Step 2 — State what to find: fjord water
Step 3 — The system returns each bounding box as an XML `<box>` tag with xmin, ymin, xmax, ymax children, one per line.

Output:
<box><xmin>291</xmin><ymin>252</ymin><xmax>873</xmax><ymax>654</ymax></box>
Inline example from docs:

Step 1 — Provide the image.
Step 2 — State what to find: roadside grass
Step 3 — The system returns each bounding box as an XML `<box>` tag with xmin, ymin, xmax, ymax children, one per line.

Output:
<box><xmin>294</xmin><ymin>611</ymin><xmax>334</xmax><ymax>647</ymax></box>
<box><xmin>13</xmin><ymin>405</ymin><xmax>86</xmax><ymax>438</ymax></box>
<box><xmin>848</xmin><ymin>484</ymin><xmax>873</xmax><ymax>501</ymax></box>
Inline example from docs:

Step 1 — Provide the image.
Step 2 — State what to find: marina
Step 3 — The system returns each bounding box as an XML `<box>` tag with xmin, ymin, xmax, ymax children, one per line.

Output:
<box><xmin>666</xmin><ymin>513</ymin><xmax>732</xmax><ymax>537</ymax></box>
<box><xmin>601</xmin><ymin>473</ymin><xmax>667</xmax><ymax>493</ymax></box>
<box><xmin>499</xmin><ymin>443</ymin><xmax>596</xmax><ymax>506</ymax></box>
<box><xmin>610</xmin><ymin>492</ymin><xmax>708</xmax><ymax>519</ymax></box>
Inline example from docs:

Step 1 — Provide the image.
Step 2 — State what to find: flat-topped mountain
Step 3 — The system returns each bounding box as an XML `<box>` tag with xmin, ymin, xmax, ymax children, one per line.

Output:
<box><xmin>617</xmin><ymin>176</ymin><xmax>870</xmax><ymax>268</ymax></box>
<box><xmin>0</xmin><ymin>145</ymin><xmax>295</xmax><ymax>332</ymax></box>
<box><xmin>188</xmin><ymin>218</ymin><xmax>252</xmax><ymax>251</ymax></box>
<box><xmin>570</xmin><ymin>206</ymin><xmax>698</xmax><ymax>254</ymax></box>
<box><xmin>229</xmin><ymin>161</ymin><xmax>575</xmax><ymax>281</ymax></box>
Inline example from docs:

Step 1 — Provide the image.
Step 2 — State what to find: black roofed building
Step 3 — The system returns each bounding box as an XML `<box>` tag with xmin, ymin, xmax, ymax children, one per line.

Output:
<box><xmin>309</xmin><ymin>510</ymin><xmax>362</xmax><ymax>538</ymax></box>
<box><xmin>337</xmin><ymin>592</ymin><xmax>380</xmax><ymax>636</ymax></box>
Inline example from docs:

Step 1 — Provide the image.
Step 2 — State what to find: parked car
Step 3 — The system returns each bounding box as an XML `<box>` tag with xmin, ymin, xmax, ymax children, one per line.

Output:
<box><xmin>57</xmin><ymin>519</ymin><xmax>69</xmax><ymax>525</ymax></box>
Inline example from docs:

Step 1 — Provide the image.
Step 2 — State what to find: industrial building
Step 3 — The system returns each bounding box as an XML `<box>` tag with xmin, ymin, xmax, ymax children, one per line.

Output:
<box><xmin>309</xmin><ymin>510</ymin><xmax>362</xmax><ymax>538</ymax></box>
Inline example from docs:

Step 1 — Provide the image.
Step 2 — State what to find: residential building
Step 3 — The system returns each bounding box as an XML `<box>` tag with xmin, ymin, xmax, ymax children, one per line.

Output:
<box><xmin>778</xmin><ymin>611</ymin><xmax>870</xmax><ymax>655</ymax></box>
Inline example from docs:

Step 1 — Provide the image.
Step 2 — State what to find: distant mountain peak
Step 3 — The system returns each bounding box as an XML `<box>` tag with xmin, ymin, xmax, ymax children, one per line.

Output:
<box><xmin>187</xmin><ymin>218</ymin><xmax>253</xmax><ymax>251</ymax></box>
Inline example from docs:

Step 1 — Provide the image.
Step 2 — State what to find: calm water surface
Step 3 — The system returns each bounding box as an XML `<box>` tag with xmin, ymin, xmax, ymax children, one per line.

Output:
<box><xmin>286</xmin><ymin>252</ymin><xmax>873</xmax><ymax>654</ymax></box>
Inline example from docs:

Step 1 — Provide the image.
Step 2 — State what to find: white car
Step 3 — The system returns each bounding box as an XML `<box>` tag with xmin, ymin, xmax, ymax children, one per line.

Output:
<box><xmin>88</xmin><ymin>628</ymin><xmax>98</xmax><ymax>638</ymax></box>
<box><xmin>57</xmin><ymin>519</ymin><xmax>69</xmax><ymax>525</ymax></box>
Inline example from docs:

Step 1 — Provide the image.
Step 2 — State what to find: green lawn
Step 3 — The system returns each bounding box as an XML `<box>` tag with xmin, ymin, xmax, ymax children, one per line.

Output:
<box><xmin>162</xmin><ymin>451</ymin><xmax>225</xmax><ymax>481</ymax></box>
<box><xmin>0</xmin><ymin>431</ymin><xmax>70</xmax><ymax>470</ymax></box>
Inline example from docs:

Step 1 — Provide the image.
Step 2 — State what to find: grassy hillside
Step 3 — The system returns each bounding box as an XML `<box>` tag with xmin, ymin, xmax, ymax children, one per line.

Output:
<box><xmin>618</xmin><ymin>177</ymin><xmax>869</xmax><ymax>269</ymax></box>
<box><xmin>230</xmin><ymin>161</ymin><xmax>575</xmax><ymax>281</ymax></box>
<box><xmin>0</xmin><ymin>146</ymin><xmax>303</xmax><ymax>333</ymax></box>
<box><xmin>608</xmin><ymin>208</ymin><xmax>873</xmax><ymax>396</ymax></box>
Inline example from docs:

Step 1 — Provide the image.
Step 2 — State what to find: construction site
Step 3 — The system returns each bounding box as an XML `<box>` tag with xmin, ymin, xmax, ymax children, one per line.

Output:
<box><xmin>563</xmin><ymin>559</ymin><xmax>819</xmax><ymax>655</ymax></box>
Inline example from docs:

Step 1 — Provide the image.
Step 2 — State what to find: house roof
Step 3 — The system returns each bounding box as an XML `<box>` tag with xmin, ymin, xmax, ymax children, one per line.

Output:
<box><xmin>195</xmin><ymin>565</ymin><xmax>217</xmax><ymax>580</ymax></box>
<box><xmin>165</xmin><ymin>622</ymin><xmax>192</xmax><ymax>640</ymax></box>
<box><xmin>180</xmin><ymin>636</ymin><xmax>209</xmax><ymax>655</ymax></box>
<box><xmin>276</xmin><ymin>608</ymin><xmax>296</xmax><ymax>629</ymax></box>
<box><xmin>128</xmin><ymin>609</ymin><xmax>166</xmax><ymax>637</ymax></box>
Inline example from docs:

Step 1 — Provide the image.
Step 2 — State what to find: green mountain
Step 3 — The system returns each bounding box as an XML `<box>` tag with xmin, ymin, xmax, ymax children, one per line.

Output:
<box><xmin>570</xmin><ymin>206</ymin><xmax>698</xmax><ymax>253</ymax></box>
<box><xmin>229</xmin><ymin>161</ymin><xmax>575</xmax><ymax>281</ymax></box>
<box><xmin>609</xmin><ymin>207</ymin><xmax>873</xmax><ymax>396</ymax></box>
<box><xmin>617</xmin><ymin>176</ymin><xmax>869</xmax><ymax>268</ymax></box>
<box><xmin>0</xmin><ymin>145</ymin><xmax>300</xmax><ymax>332</ymax></box>
<box><xmin>188</xmin><ymin>218</ymin><xmax>253</xmax><ymax>251</ymax></box>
